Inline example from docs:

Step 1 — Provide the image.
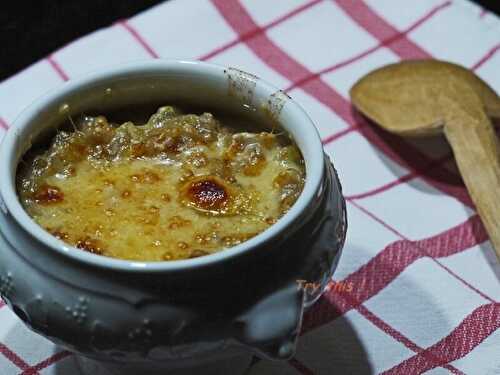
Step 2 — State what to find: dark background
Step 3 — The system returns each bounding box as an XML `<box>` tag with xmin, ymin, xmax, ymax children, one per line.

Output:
<box><xmin>1</xmin><ymin>0</ymin><xmax>499</xmax><ymax>81</ymax></box>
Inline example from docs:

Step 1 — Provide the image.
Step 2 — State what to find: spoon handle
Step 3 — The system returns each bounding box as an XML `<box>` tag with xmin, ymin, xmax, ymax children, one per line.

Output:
<box><xmin>444</xmin><ymin>110</ymin><xmax>500</xmax><ymax>261</ymax></box>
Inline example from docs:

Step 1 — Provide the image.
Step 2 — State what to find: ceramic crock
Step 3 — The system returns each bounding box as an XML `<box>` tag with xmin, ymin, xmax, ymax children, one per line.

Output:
<box><xmin>0</xmin><ymin>61</ymin><xmax>347</xmax><ymax>372</ymax></box>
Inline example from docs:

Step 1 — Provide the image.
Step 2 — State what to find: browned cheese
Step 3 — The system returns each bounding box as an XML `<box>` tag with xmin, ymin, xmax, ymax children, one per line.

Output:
<box><xmin>17</xmin><ymin>106</ymin><xmax>305</xmax><ymax>261</ymax></box>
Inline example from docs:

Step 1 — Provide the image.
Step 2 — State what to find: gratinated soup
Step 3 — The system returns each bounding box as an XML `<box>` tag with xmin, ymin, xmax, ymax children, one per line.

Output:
<box><xmin>17</xmin><ymin>106</ymin><xmax>305</xmax><ymax>261</ymax></box>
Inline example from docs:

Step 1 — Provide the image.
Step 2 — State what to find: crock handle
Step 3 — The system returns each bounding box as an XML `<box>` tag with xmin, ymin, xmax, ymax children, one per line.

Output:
<box><xmin>232</xmin><ymin>280</ymin><xmax>305</xmax><ymax>360</ymax></box>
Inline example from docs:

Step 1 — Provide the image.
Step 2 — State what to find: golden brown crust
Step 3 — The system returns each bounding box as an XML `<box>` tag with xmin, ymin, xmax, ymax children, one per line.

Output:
<box><xmin>17</xmin><ymin>106</ymin><xmax>305</xmax><ymax>261</ymax></box>
<box><xmin>34</xmin><ymin>184</ymin><xmax>64</xmax><ymax>204</ymax></box>
<box><xmin>180</xmin><ymin>176</ymin><xmax>230</xmax><ymax>214</ymax></box>
<box><xmin>76</xmin><ymin>237</ymin><xmax>105</xmax><ymax>255</ymax></box>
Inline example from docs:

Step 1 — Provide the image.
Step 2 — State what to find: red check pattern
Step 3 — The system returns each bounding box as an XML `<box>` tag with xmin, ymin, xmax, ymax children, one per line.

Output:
<box><xmin>0</xmin><ymin>0</ymin><xmax>499</xmax><ymax>374</ymax></box>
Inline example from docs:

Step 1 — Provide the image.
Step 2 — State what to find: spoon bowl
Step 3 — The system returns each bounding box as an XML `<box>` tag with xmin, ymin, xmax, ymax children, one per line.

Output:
<box><xmin>350</xmin><ymin>60</ymin><xmax>500</xmax><ymax>136</ymax></box>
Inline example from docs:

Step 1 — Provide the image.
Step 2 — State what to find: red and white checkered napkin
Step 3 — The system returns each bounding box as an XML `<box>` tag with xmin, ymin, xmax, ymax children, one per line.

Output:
<box><xmin>1</xmin><ymin>0</ymin><xmax>500</xmax><ymax>373</ymax></box>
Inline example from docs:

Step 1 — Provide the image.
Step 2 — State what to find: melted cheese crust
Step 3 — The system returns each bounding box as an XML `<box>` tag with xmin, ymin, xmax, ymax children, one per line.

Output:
<box><xmin>17</xmin><ymin>106</ymin><xmax>305</xmax><ymax>261</ymax></box>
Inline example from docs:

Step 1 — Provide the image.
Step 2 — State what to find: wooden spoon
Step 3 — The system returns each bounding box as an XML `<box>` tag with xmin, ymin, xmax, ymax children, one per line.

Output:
<box><xmin>350</xmin><ymin>60</ymin><xmax>500</xmax><ymax>261</ymax></box>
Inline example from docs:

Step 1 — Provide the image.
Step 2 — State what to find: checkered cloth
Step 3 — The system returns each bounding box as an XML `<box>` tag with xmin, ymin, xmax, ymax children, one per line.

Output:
<box><xmin>1</xmin><ymin>0</ymin><xmax>499</xmax><ymax>374</ymax></box>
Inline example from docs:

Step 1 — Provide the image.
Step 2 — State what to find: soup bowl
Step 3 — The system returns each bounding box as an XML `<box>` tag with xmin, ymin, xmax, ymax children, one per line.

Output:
<box><xmin>0</xmin><ymin>60</ymin><xmax>346</xmax><ymax>372</ymax></box>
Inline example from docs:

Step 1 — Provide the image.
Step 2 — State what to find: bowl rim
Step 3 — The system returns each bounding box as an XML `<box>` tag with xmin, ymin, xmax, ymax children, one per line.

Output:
<box><xmin>0</xmin><ymin>60</ymin><xmax>324</xmax><ymax>273</ymax></box>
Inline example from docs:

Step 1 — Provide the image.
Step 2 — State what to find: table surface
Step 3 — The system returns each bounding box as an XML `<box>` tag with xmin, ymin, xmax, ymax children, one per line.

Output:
<box><xmin>1</xmin><ymin>0</ymin><xmax>499</xmax><ymax>81</ymax></box>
